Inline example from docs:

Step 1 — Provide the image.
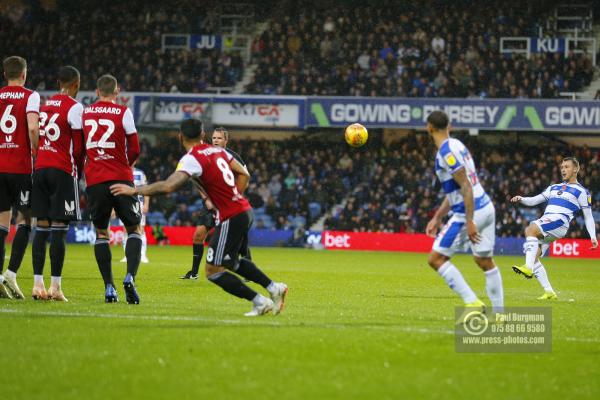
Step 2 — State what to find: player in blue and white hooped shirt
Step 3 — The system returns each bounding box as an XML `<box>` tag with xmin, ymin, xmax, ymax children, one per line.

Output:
<box><xmin>424</xmin><ymin>111</ymin><xmax>504</xmax><ymax>319</ymax></box>
<box><xmin>120</xmin><ymin>166</ymin><xmax>149</xmax><ymax>263</ymax></box>
<box><xmin>511</xmin><ymin>157</ymin><xmax>597</xmax><ymax>300</ymax></box>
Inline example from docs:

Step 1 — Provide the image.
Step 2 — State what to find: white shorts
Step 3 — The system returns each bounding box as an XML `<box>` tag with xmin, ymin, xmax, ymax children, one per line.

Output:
<box><xmin>433</xmin><ymin>202</ymin><xmax>496</xmax><ymax>258</ymax></box>
<box><xmin>532</xmin><ymin>214</ymin><xmax>568</xmax><ymax>257</ymax></box>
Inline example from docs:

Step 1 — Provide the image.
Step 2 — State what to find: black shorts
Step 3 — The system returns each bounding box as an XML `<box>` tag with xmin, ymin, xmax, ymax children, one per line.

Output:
<box><xmin>32</xmin><ymin>168</ymin><xmax>80</xmax><ymax>221</ymax></box>
<box><xmin>206</xmin><ymin>210</ymin><xmax>253</xmax><ymax>268</ymax></box>
<box><xmin>86</xmin><ymin>181</ymin><xmax>141</xmax><ymax>230</ymax></box>
<box><xmin>195</xmin><ymin>209</ymin><xmax>216</xmax><ymax>230</ymax></box>
<box><xmin>0</xmin><ymin>173</ymin><xmax>32</xmax><ymax>212</ymax></box>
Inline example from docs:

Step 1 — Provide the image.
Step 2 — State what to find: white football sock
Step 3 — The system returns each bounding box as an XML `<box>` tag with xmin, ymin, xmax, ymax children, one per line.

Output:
<box><xmin>437</xmin><ymin>261</ymin><xmax>477</xmax><ymax>304</ymax></box>
<box><xmin>266</xmin><ymin>281</ymin><xmax>277</xmax><ymax>295</ymax></box>
<box><xmin>4</xmin><ymin>269</ymin><xmax>16</xmax><ymax>279</ymax></box>
<box><xmin>484</xmin><ymin>267</ymin><xmax>504</xmax><ymax>312</ymax></box>
<box><xmin>524</xmin><ymin>236</ymin><xmax>538</xmax><ymax>269</ymax></box>
<box><xmin>532</xmin><ymin>261</ymin><xmax>554</xmax><ymax>292</ymax></box>
<box><xmin>141</xmin><ymin>230</ymin><xmax>148</xmax><ymax>258</ymax></box>
<box><xmin>51</xmin><ymin>276</ymin><xmax>62</xmax><ymax>286</ymax></box>
<box><xmin>34</xmin><ymin>274</ymin><xmax>44</xmax><ymax>285</ymax></box>
<box><xmin>252</xmin><ymin>293</ymin><xmax>269</xmax><ymax>307</ymax></box>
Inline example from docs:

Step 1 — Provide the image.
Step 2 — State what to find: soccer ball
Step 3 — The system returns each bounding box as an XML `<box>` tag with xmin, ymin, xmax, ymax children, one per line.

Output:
<box><xmin>344</xmin><ymin>123</ymin><xmax>368</xmax><ymax>147</ymax></box>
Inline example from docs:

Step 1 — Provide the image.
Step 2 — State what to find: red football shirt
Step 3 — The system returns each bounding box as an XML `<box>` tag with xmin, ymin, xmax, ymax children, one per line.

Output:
<box><xmin>0</xmin><ymin>86</ymin><xmax>40</xmax><ymax>174</ymax></box>
<box><xmin>177</xmin><ymin>144</ymin><xmax>251</xmax><ymax>223</ymax></box>
<box><xmin>36</xmin><ymin>94</ymin><xmax>84</xmax><ymax>176</ymax></box>
<box><xmin>82</xmin><ymin>101</ymin><xmax>137</xmax><ymax>186</ymax></box>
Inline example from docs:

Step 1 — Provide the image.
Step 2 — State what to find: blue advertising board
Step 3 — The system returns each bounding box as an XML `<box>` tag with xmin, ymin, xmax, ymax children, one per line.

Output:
<box><xmin>307</xmin><ymin>97</ymin><xmax>600</xmax><ymax>132</ymax></box>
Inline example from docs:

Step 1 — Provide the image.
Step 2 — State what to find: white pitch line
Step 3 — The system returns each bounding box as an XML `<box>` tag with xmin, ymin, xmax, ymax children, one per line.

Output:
<box><xmin>2</xmin><ymin>308</ymin><xmax>599</xmax><ymax>343</ymax></box>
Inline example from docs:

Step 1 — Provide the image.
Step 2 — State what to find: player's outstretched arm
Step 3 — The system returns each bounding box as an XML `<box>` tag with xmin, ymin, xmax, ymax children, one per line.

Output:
<box><xmin>110</xmin><ymin>171</ymin><xmax>190</xmax><ymax>197</ymax></box>
<box><xmin>582</xmin><ymin>207</ymin><xmax>598</xmax><ymax>249</ymax></box>
<box><xmin>510</xmin><ymin>193</ymin><xmax>546</xmax><ymax>206</ymax></box>
<box><xmin>452</xmin><ymin>167</ymin><xmax>481</xmax><ymax>243</ymax></box>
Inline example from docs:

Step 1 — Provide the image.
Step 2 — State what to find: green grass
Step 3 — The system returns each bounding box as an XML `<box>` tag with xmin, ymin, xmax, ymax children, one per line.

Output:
<box><xmin>1</xmin><ymin>245</ymin><xmax>599</xmax><ymax>399</ymax></box>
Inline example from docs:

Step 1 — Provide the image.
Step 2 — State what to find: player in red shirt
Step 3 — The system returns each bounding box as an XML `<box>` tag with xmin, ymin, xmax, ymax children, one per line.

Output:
<box><xmin>83</xmin><ymin>74</ymin><xmax>142</xmax><ymax>304</ymax></box>
<box><xmin>30</xmin><ymin>66</ymin><xmax>85</xmax><ymax>301</ymax></box>
<box><xmin>0</xmin><ymin>56</ymin><xmax>40</xmax><ymax>299</ymax></box>
<box><xmin>111</xmin><ymin>119</ymin><xmax>288</xmax><ymax>316</ymax></box>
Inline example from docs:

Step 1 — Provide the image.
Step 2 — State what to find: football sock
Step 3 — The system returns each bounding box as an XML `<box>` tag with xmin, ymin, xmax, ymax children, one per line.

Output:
<box><xmin>208</xmin><ymin>271</ymin><xmax>257</xmax><ymax>301</ymax></box>
<box><xmin>0</xmin><ymin>226</ymin><xmax>7</xmax><ymax>273</ymax></box>
<box><xmin>7</xmin><ymin>224</ymin><xmax>31</xmax><ymax>274</ymax></box>
<box><xmin>94</xmin><ymin>239</ymin><xmax>113</xmax><ymax>286</ymax></box>
<box><xmin>191</xmin><ymin>244</ymin><xmax>204</xmax><ymax>275</ymax></box>
<box><xmin>437</xmin><ymin>261</ymin><xmax>478</xmax><ymax>304</ymax></box>
<box><xmin>125</xmin><ymin>233</ymin><xmax>142</xmax><ymax>278</ymax></box>
<box><xmin>51</xmin><ymin>276</ymin><xmax>62</xmax><ymax>286</ymax></box>
<box><xmin>32</xmin><ymin>227</ymin><xmax>51</xmax><ymax>275</ymax></box>
<box><xmin>141</xmin><ymin>230</ymin><xmax>148</xmax><ymax>259</ymax></box>
<box><xmin>50</xmin><ymin>227</ymin><xmax>68</xmax><ymax>278</ymax></box>
<box><xmin>234</xmin><ymin>258</ymin><xmax>272</xmax><ymax>289</ymax></box>
<box><xmin>524</xmin><ymin>236</ymin><xmax>538</xmax><ymax>269</ymax></box>
<box><xmin>533</xmin><ymin>261</ymin><xmax>554</xmax><ymax>292</ymax></box>
<box><xmin>34</xmin><ymin>274</ymin><xmax>44</xmax><ymax>285</ymax></box>
<box><xmin>484</xmin><ymin>266</ymin><xmax>504</xmax><ymax>312</ymax></box>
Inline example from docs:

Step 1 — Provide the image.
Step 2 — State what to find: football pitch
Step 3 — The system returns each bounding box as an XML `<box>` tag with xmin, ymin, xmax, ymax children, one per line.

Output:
<box><xmin>1</xmin><ymin>245</ymin><xmax>599</xmax><ymax>399</ymax></box>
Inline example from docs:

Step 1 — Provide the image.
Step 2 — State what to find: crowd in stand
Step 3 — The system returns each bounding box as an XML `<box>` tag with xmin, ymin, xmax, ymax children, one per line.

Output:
<box><xmin>0</xmin><ymin>0</ymin><xmax>243</xmax><ymax>92</ymax></box>
<box><xmin>246</xmin><ymin>1</ymin><xmax>594</xmax><ymax>98</ymax></box>
<box><xmin>132</xmin><ymin>134</ymin><xmax>599</xmax><ymax>240</ymax></box>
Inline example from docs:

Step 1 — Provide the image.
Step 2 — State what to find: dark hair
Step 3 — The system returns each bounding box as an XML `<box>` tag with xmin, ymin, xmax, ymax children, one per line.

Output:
<box><xmin>96</xmin><ymin>74</ymin><xmax>118</xmax><ymax>96</ymax></box>
<box><xmin>562</xmin><ymin>157</ymin><xmax>580</xmax><ymax>169</ymax></box>
<box><xmin>180</xmin><ymin>119</ymin><xmax>203</xmax><ymax>139</ymax></box>
<box><xmin>58</xmin><ymin>66</ymin><xmax>80</xmax><ymax>85</ymax></box>
<box><xmin>426</xmin><ymin>110</ymin><xmax>449</xmax><ymax>131</ymax></box>
<box><xmin>213</xmin><ymin>126</ymin><xmax>229</xmax><ymax>141</ymax></box>
<box><xmin>3</xmin><ymin>56</ymin><xmax>27</xmax><ymax>80</ymax></box>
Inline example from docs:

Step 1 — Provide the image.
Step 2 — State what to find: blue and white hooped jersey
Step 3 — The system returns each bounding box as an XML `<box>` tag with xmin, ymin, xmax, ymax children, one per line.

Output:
<box><xmin>133</xmin><ymin>168</ymin><xmax>147</xmax><ymax>205</ymax></box>
<box><xmin>541</xmin><ymin>182</ymin><xmax>591</xmax><ymax>224</ymax></box>
<box><xmin>435</xmin><ymin>138</ymin><xmax>490</xmax><ymax>215</ymax></box>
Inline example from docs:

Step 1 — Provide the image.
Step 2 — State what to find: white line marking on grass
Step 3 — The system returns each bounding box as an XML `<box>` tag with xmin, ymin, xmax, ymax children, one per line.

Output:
<box><xmin>1</xmin><ymin>309</ymin><xmax>597</xmax><ymax>343</ymax></box>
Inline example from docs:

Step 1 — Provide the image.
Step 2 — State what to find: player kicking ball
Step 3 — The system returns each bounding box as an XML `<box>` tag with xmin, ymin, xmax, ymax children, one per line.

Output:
<box><xmin>425</xmin><ymin>111</ymin><xmax>504</xmax><ymax>321</ymax></box>
<box><xmin>511</xmin><ymin>157</ymin><xmax>597</xmax><ymax>299</ymax></box>
<box><xmin>111</xmin><ymin>119</ymin><xmax>288</xmax><ymax>316</ymax></box>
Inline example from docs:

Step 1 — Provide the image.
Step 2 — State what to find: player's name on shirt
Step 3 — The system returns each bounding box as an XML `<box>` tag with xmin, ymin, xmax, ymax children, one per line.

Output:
<box><xmin>45</xmin><ymin>100</ymin><xmax>62</xmax><ymax>107</ymax></box>
<box><xmin>0</xmin><ymin>91</ymin><xmax>25</xmax><ymax>99</ymax></box>
<box><xmin>197</xmin><ymin>146</ymin><xmax>226</xmax><ymax>156</ymax></box>
<box><xmin>84</xmin><ymin>106</ymin><xmax>122</xmax><ymax>115</ymax></box>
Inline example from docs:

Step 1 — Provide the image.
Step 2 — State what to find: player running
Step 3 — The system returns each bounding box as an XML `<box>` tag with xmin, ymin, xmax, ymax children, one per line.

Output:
<box><xmin>0</xmin><ymin>56</ymin><xmax>40</xmax><ymax>299</ymax></box>
<box><xmin>181</xmin><ymin>126</ymin><xmax>251</xmax><ymax>279</ymax></box>
<box><xmin>83</xmin><ymin>74</ymin><xmax>143</xmax><ymax>304</ymax></box>
<box><xmin>425</xmin><ymin>111</ymin><xmax>504</xmax><ymax>317</ymax></box>
<box><xmin>31</xmin><ymin>66</ymin><xmax>85</xmax><ymax>301</ymax></box>
<box><xmin>111</xmin><ymin>119</ymin><xmax>288</xmax><ymax>316</ymax></box>
<box><xmin>120</xmin><ymin>164</ymin><xmax>150</xmax><ymax>264</ymax></box>
<box><xmin>511</xmin><ymin>157</ymin><xmax>597</xmax><ymax>299</ymax></box>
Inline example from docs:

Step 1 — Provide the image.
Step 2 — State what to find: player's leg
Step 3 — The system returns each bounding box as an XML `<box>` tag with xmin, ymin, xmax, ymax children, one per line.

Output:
<box><xmin>47</xmin><ymin>221</ymin><xmax>69</xmax><ymax>301</ymax></box>
<box><xmin>114</xmin><ymin>187</ymin><xmax>143</xmax><ymax>304</ymax></box>
<box><xmin>0</xmin><ymin>206</ymin><xmax>12</xmax><ymax>298</ymax></box>
<box><xmin>31</xmin><ymin>169</ymin><xmax>51</xmax><ymax>299</ymax></box>
<box><xmin>532</xmin><ymin>244</ymin><xmax>557</xmax><ymax>299</ymax></box>
<box><xmin>2</xmin><ymin>174</ymin><xmax>32</xmax><ymax>299</ymax></box>
<box><xmin>204</xmin><ymin>213</ymin><xmax>275</xmax><ymax>316</ymax></box>
<box><xmin>3</xmin><ymin>208</ymin><xmax>31</xmax><ymax>299</ymax></box>
<box><xmin>430</xmin><ymin>217</ymin><xmax>481</xmax><ymax>307</ymax></box>
<box><xmin>140</xmin><ymin>222</ymin><xmax>148</xmax><ymax>263</ymax></box>
<box><xmin>182</xmin><ymin>225</ymin><xmax>208</xmax><ymax>279</ymax></box>
<box><xmin>472</xmin><ymin>203</ymin><xmax>503</xmax><ymax>313</ymax></box>
<box><xmin>87</xmin><ymin>183</ymin><xmax>118</xmax><ymax>302</ymax></box>
<box><xmin>513</xmin><ymin>222</ymin><xmax>545</xmax><ymax>278</ymax></box>
<box><xmin>233</xmin><ymin>219</ymin><xmax>287</xmax><ymax>315</ymax></box>
<box><xmin>31</xmin><ymin>218</ymin><xmax>51</xmax><ymax>300</ymax></box>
